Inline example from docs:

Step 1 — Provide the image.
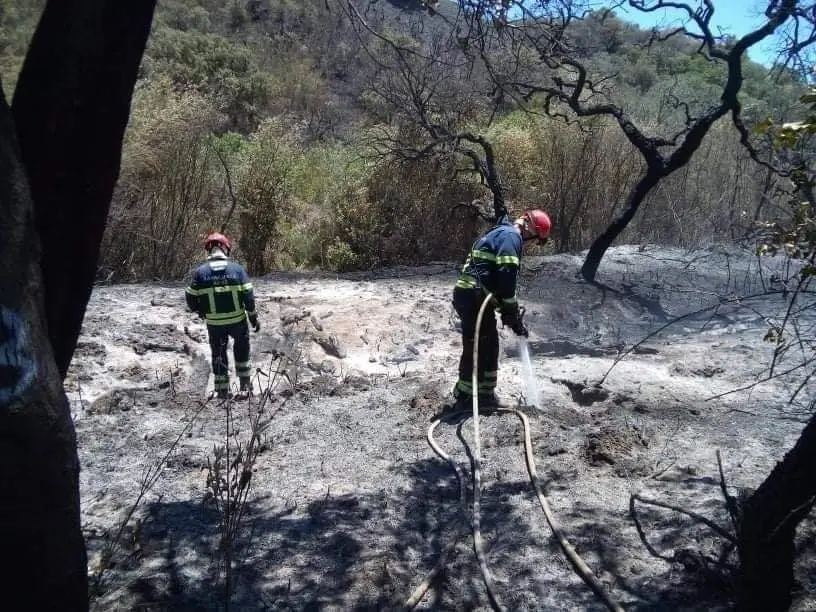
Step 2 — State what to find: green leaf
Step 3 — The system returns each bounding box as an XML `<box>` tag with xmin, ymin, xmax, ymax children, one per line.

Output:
<box><xmin>752</xmin><ymin>117</ymin><xmax>774</xmax><ymax>134</ymax></box>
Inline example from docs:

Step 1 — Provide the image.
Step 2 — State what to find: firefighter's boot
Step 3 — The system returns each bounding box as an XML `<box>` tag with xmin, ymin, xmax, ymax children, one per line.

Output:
<box><xmin>236</xmin><ymin>378</ymin><xmax>252</xmax><ymax>400</ymax></box>
<box><xmin>478</xmin><ymin>392</ymin><xmax>507</xmax><ymax>409</ymax></box>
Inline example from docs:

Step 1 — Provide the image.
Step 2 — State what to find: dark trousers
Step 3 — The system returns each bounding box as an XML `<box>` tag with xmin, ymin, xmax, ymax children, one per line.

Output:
<box><xmin>207</xmin><ymin>319</ymin><xmax>252</xmax><ymax>392</ymax></box>
<box><xmin>453</xmin><ymin>287</ymin><xmax>499</xmax><ymax>398</ymax></box>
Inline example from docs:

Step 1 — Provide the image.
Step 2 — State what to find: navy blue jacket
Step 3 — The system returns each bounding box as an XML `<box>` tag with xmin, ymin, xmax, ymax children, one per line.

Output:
<box><xmin>455</xmin><ymin>217</ymin><xmax>521</xmax><ymax>311</ymax></box>
<box><xmin>185</xmin><ymin>255</ymin><xmax>256</xmax><ymax>326</ymax></box>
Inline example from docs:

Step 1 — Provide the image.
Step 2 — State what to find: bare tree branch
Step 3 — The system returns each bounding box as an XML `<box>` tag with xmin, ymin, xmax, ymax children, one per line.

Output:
<box><xmin>340</xmin><ymin>0</ymin><xmax>816</xmax><ymax>279</ymax></box>
<box><xmin>211</xmin><ymin>142</ymin><xmax>239</xmax><ymax>234</ymax></box>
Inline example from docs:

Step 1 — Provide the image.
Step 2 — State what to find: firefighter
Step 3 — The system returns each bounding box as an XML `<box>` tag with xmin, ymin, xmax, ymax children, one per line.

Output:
<box><xmin>186</xmin><ymin>232</ymin><xmax>260</xmax><ymax>399</ymax></box>
<box><xmin>451</xmin><ymin>209</ymin><xmax>552</xmax><ymax>410</ymax></box>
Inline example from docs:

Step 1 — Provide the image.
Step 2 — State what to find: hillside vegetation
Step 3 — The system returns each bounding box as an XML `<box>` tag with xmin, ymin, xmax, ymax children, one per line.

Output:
<box><xmin>0</xmin><ymin>0</ymin><xmax>806</xmax><ymax>279</ymax></box>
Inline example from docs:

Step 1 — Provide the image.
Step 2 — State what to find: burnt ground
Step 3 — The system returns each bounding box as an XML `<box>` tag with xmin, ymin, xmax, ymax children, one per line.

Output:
<box><xmin>68</xmin><ymin>245</ymin><xmax>815</xmax><ymax>611</ymax></box>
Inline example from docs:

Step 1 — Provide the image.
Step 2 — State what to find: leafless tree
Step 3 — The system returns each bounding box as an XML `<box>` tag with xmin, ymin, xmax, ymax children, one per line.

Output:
<box><xmin>341</xmin><ymin>0</ymin><xmax>816</xmax><ymax>282</ymax></box>
<box><xmin>340</xmin><ymin>0</ymin><xmax>514</xmax><ymax>219</ymax></box>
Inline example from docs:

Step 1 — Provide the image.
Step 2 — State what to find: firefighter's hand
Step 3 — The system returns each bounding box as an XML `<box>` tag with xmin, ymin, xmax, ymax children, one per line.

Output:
<box><xmin>511</xmin><ymin>319</ymin><xmax>529</xmax><ymax>337</ymax></box>
<box><xmin>501</xmin><ymin>307</ymin><xmax>528</xmax><ymax>337</ymax></box>
<box><xmin>248</xmin><ymin>314</ymin><xmax>260</xmax><ymax>333</ymax></box>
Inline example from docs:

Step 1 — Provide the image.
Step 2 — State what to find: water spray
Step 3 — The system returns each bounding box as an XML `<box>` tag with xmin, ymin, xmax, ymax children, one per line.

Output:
<box><xmin>511</xmin><ymin>305</ymin><xmax>540</xmax><ymax>410</ymax></box>
<box><xmin>518</xmin><ymin>337</ymin><xmax>541</xmax><ymax>410</ymax></box>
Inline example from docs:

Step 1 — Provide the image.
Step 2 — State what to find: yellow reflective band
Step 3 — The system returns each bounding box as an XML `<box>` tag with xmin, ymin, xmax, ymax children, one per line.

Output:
<box><xmin>193</xmin><ymin>286</ymin><xmax>216</xmax><ymax>311</ymax></box>
<box><xmin>471</xmin><ymin>249</ymin><xmax>496</xmax><ymax>261</ymax></box>
<box><xmin>495</xmin><ymin>255</ymin><xmax>519</xmax><ymax>265</ymax></box>
<box><xmin>456</xmin><ymin>379</ymin><xmax>473</xmax><ymax>391</ymax></box>
<box><xmin>241</xmin><ymin>282</ymin><xmax>253</xmax><ymax>291</ymax></box>
<box><xmin>206</xmin><ymin>312</ymin><xmax>247</xmax><ymax>326</ymax></box>
<box><xmin>207</xmin><ymin>309</ymin><xmax>244</xmax><ymax>319</ymax></box>
<box><xmin>213</xmin><ymin>285</ymin><xmax>238</xmax><ymax>293</ymax></box>
<box><xmin>456</xmin><ymin>275</ymin><xmax>477</xmax><ymax>289</ymax></box>
<box><xmin>501</xmin><ymin>296</ymin><xmax>517</xmax><ymax>304</ymax></box>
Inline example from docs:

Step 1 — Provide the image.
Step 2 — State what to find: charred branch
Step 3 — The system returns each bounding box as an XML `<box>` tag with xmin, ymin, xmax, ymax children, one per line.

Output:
<box><xmin>342</xmin><ymin>0</ymin><xmax>814</xmax><ymax>279</ymax></box>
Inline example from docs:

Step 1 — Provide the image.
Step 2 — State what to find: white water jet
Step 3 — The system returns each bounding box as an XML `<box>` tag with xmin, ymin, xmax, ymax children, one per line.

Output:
<box><xmin>518</xmin><ymin>338</ymin><xmax>541</xmax><ymax>409</ymax></box>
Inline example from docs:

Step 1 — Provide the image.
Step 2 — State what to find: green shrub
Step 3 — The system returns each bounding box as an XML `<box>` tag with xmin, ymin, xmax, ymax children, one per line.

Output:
<box><xmin>101</xmin><ymin>78</ymin><xmax>225</xmax><ymax>280</ymax></box>
<box><xmin>146</xmin><ymin>28</ymin><xmax>273</xmax><ymax>131</ymax></box>
<box><xmin>279</xmin><ymin>143</ymin><xmax>370</xmax><ymax>268</ymax></box>
<box><xmin>355</xmin><ymin>155</ymin><xmax>487</xmax><ymax>267</ymax></box>
<box><xmin>0</xmin><ymin>0</ymin><xmax>44</xmax><ymax>95</ymax></box>
<box><xmin>324</xmin><ymin>239</ymin><xmax>359</xmax><ymax>272</ymax></box>
<box><xmin>232</xmin><ymin>118</ymin><xmax>301</xmax><ymax>274</ymax></box>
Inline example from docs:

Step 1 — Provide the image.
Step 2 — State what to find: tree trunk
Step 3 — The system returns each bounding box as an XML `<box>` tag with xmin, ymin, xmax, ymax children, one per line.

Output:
<box><xmin>12</xmin><ymin>0</ymin><xmax>157</xmax><ymax>378</ymax></box>
<box><xmin>0</xmin><ymin>85</ymin><xmax>87</xmax><ymax>610</ymax></box>
<box><xmin>737</xmin><ymin>413</ymin><xmax>816</xmax><ymax>612</ymax></box>
<box><xmin>581</xmin><ymin>170</ymin><xmax>661</xmax><ymax>282</ymax></box>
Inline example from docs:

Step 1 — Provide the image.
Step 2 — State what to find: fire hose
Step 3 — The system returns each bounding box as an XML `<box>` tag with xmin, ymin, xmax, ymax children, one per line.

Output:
<box><xmin>403</xmin><ymin>292</ymin><xmax>624</xmax><ymax>612</ymax></box>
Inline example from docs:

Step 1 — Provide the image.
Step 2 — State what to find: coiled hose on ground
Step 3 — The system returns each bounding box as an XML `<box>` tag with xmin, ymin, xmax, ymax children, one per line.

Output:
<box><xmin>404</xmin><ymin>292</ymin><xmax>624</xmax><ymax>612</ymax></box>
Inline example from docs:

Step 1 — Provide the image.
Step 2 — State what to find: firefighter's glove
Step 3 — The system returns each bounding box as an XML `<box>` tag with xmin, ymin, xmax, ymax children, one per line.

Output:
<box><xmin>248</xmin><ymin>314</ymin><xmax>261</xmax><ymax>333</ymax></box>
<box><xmin>510</xmin><ymin>318</ymin><xmax>529</xmax><ymax>337</ymax></box>
<box><xmin>501</xmin><ymin>306</ymin><xmax>528</xmax><ymax>337</ymax></box>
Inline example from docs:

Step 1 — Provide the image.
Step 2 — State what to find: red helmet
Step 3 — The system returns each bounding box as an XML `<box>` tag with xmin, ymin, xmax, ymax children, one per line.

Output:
<box><xmin>204</xmin><ymin>232</ymin><xmax>231</xmax><ymax>254</ymax></box>
<box><xmin>522</xmin><ymin>209</ymin><xmax>552</xmax><ymax>239</ymax></box>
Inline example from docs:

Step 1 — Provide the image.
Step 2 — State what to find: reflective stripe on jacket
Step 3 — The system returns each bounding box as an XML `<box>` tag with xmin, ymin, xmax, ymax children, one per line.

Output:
<box><xmin>185</xmin><ymin>255</ymin><xmax>256</xmax><ymax>326</ymax></box>
<box><xmin>455</xmin><ymin>217</ymin><xmax>521</xmax><ymax>308</ymax></box>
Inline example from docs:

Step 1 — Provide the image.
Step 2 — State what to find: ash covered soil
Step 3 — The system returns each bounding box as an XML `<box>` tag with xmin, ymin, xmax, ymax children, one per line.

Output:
<box><xmin>69</xmin><ymin>245</ymin><xmax>815</xmax><ymax>611</ymax></box>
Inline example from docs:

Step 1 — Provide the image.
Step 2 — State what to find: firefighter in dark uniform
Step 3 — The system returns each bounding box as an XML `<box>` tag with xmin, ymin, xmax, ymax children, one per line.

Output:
<box><xmin>451</xmin><ymin>209</ymin><xmax>552</xmax><ymax>409</ymax></box>
<box><xmin>186</xmin><ymin>232</ymin><xmax>260</xmax><ymax>399</ymax></box>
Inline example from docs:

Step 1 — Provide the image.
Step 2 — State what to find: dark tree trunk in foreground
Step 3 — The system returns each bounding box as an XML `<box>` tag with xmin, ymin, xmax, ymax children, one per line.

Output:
<box><xmin>12</xmin><ymin>0</ymin><xmax>157</xmax><ymax>378</ymax></box>
<box><xmin>581</xmin><ymin>171</ymin><xmax>661</xmax><ymax>281</ymax></box>
<box><xmin>0</xmin><ymin>0</ymin><xmax>157</xmax><ymax>607</ymax></box>
<box><xmin>737</xmin><ymin>414</ymin><xmax>816</xmax><ymax>612</ymax></box>
<box><xmin>0</xmin><ymin>85</ymin><xmax>87</xmax><ymax>610</ymax></box>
